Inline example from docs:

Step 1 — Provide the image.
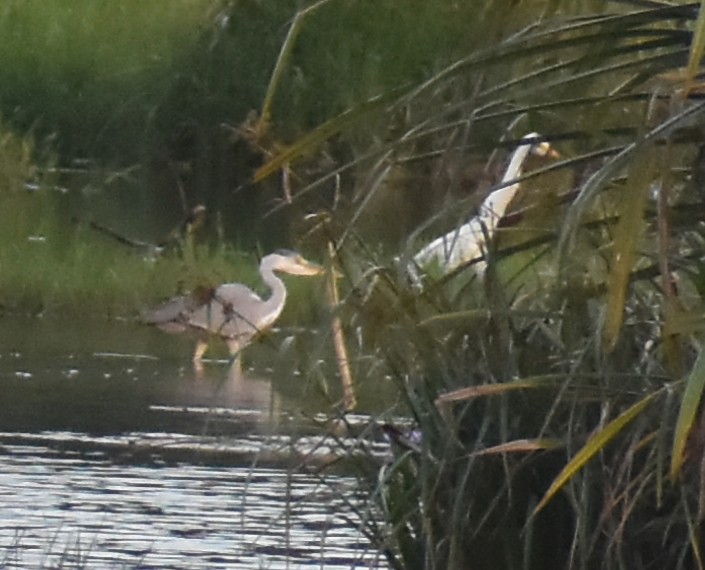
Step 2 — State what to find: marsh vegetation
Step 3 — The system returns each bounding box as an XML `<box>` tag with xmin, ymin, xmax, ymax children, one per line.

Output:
<box><xmin>4</xmin><ymin>0</ymin><xmax>705</xmax><ymax>568</ymax></box>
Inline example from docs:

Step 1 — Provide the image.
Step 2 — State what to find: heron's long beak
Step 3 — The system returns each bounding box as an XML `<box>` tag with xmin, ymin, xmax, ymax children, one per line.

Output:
<box><xmin>546</xmin><ymin>146</ymin><xmax>561</xmax><ymax>159</ymax></box>
<box><xmin>536</xmin><ymin>140</ymin><xmax>561</xmax><ymax>160</ymax></box>
<box><xmin>297</xmin><ymin>257</ymin><xmax>325</xmax><ymax>276</ymax></box>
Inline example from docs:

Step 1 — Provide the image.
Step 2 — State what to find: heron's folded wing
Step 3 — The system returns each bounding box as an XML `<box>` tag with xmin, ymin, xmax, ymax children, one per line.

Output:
<box><xmin>142</xmin><ymin>295</ymin><xmax>202</xmax><ymax>333</ymax></box>
<box><xmin>188</xmin><ymin>283</ymin><xmax>265</xmax><ymax>339</ymax></box>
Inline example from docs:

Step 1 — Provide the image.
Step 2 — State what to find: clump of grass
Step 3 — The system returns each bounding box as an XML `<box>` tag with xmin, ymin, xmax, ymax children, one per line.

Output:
<box><xmin>2</xmin><ymin>528</ymin><xmax>152</xmax><ymax>569</ymax></box>
<box><xmin>284</xmin><ymin>3</ymin><xmax>705</xmax><ymax>569</ymax></box>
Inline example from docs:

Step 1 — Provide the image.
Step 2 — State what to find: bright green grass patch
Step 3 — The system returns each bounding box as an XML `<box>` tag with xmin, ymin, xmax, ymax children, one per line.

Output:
<box><xmin>0</xmin><ymin>226</ymin><xmax>216</xmax><ymax>318</ymax></box>
<box><xmin>0</xmin><ymin>225</ymin><xmax>325</xmax><ymax>322</ymax></box>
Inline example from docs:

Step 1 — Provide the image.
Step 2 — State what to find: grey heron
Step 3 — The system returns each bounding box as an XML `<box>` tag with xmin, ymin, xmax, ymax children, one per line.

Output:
<box><xmin>411</xmin><ymin>133</ymin><xmax>558</xmax><ymax>277</ymax></box>
<box><xmin>144</xmin><ymin>250</ymin><xmax>323</xmax><ymax>366</ymax></box>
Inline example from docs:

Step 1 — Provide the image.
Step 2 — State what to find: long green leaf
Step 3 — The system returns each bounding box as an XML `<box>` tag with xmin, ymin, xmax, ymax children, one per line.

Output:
<box><xmin>254</xmin><ymin>87</ymin><xmax>409</xmax><ymax>182</ymax></box>
<box><xmin>671</xmin><ymin>348</ymin><xmax>705</xmax><ymax>480</ymax></box>
<box><xmin>534</xmin><ymin>392</ymin><xmax>655</xmax><ymax>514</ymax></box>
<box><xmin>404</xmin><ymin>4</ymin><xmax>696</xmax><ymax>105</ymax></box>
<box><xmin>260</xmin><ymin>0</ymin><xmax>337</xmax><ymax>125</ymax></box>
<box><xmin>559</xmin><ymin>99</ymin><xmax>705</xmax><ymax>263</ymax></box>
<box><xmin>405</xmin><ymin>4</ymin><xmax>694</xmax><ymax>100</ymax></box>
<box><xmin>602</xmin><ymin>143</ymin><xmax>655</xmax><ymax>353</ymax></box>
<box><xmin>685</xmin><ymin>0</ymin><xmax>705</xmax><ymax>94</ymax></box>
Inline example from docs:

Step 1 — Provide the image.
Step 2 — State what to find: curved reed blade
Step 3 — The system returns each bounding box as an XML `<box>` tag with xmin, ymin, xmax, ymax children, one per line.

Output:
<box><xmin>254</xmin><ymin>87</ymin><xmax>408</xmax><ymax>182</ymax></box>
<box><xmin>559</xmin><ymin>100</ymin><xmax>705</xmax><ymax>266</ymax></box>
<box><xmin>602</xmin><ymin>143</ymin><xmax>655</xmax><ymax>353</ymax></box>
<box><xmin>684</xmin><ymin>0</ymin><xmax>705</xmax><ymax>96</ymax></box>
<box><xmin>260</xmin><ymin>0</ymin><xmax>342</xmax><ymax>126</ymax></box>
<box><xmin>671</xmin><ymin>348</ymin><xmax>705</xmax><ymax>480</ymax></box>
<box><xmin>435</xmin><ymin>375</ymin><xmax>563</xmax><ymax>408</ymax></box>
<box><xmin>259</xmin><ymin>10</ymin><xmax>306</xmax><ymax>128</ymax></box>
<box><xmin>471</xmin><ymin>438</ymin><xmax>563</xmax><ymax>456</ymax></box>
<box><xmin>534</xmin><ymin>392</ymin><xmax>656</xmax><ymax>514</ymax></box>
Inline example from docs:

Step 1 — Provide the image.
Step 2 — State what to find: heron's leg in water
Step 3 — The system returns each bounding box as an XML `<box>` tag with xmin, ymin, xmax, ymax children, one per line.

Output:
<box><xmin>225</xmin><ymin>339</ymin><xmax>243</xmax><ymax>375</ymax></box>
<box><xmin>193</xmin><ymin>339</ymin><xmax>209</xmax><ymax>364</ymax></box>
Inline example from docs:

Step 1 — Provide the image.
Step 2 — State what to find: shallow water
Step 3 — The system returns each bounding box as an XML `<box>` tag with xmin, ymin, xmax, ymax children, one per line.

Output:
<box><xmin>0</xmin><ymin>317</ymin><xmax>391</xmax><ymax>569</ymax></box>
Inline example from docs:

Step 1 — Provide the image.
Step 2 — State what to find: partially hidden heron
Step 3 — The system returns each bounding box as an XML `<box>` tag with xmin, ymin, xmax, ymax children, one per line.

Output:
<box><xmin>411</xmin><ymin>133</ymin><xmax>558</xmax><ymax>278</ymax></box>
<box><xmin>144</xmin><ymin>250</ymin><xmax>323</xmax><ymax>367</ymax></box>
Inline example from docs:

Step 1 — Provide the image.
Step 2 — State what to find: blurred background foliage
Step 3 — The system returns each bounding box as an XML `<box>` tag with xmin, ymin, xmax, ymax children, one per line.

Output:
<box><xmin>5</xmin><ymin>0</ymin><xmax>705</xmax><ymax>568</ymax></box>
<box><xmin>0</xmin><ymin>0</ymin><xmax>539</xmax><ymax>315</ymax></box>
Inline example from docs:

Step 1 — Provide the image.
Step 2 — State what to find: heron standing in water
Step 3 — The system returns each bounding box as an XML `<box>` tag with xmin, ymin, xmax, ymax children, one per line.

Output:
<box><xmin>144</xmin><ymin>250</ymin><xmax>323</xmax><ymax>368</ymax></box>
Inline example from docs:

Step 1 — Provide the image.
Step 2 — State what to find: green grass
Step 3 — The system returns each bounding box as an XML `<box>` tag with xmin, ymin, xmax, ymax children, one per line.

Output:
<box><xmin>0</xmin><ymin>0</ymin><xmax>212</xmax><ymax>159</ymax></box>
<box><xmin>0</xmin><ymin>0</ymin><xmax>558</xmax><ymax>289</ymax></box>
<box><xmin>0</xmin><ymin>0</ymin><xmax>523</xmax><ymax>160</ymax></box>
<box><xmin>0</xmin><ymin>0</ymin><xmax>558</xmax><ymax>318</ymax></box>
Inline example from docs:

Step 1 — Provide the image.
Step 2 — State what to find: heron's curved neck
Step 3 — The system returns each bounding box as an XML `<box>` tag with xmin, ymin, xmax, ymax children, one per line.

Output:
<box><xmin>479</xmin><ymin>135</ymin><xmax>540</xmax><ymax>230</ymax></box>
<box><xmin>260</xmin><ymin>258</ymin><xmax>287</xmax><ymax>326</ymax></box>
<box><xmin>501</xmin><ymin>140</ymin><xmax>534</xmax><ymax>184</ymax></box>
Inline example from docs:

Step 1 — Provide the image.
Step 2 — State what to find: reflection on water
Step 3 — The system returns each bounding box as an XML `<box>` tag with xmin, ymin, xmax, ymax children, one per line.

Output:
<box><xmin>0</xmin><ymin>447</ymin><xmax>383</xmax><ymax>569</ymax></box>
<box><xmin>0</xmin><ymin>317</ymin><xmax>390</xmax><ymax>568</ymax></box>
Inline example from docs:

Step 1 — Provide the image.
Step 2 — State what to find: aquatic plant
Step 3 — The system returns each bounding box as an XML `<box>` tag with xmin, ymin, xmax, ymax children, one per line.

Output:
<box><xmin>259</xmin><ymin>1</ymin><xmax>705</xmax><ymax>568</ymax></box>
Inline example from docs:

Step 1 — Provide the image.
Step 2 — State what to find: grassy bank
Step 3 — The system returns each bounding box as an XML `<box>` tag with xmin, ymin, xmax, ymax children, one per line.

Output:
<box><xmin>0</xmin><ymin>122</ymin><xmax>322</xmax><ymax>320</ymax></box>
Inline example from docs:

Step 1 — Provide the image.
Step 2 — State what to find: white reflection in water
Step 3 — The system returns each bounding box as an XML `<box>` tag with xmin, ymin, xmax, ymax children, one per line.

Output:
<box><xmin>157</xmin><ymin>360</ymin><xmax>279</xmax><ymax>414</ymax></box>
<box><xmin>0</xmin><ymin>447</ymin><xmax>384</xmax><ymax>569</ymax></box>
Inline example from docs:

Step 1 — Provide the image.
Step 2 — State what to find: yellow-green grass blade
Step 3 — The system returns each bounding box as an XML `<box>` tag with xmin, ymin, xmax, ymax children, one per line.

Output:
<box><xmin>418</xmin><ymin>309</ymin><xmax>490</xmax><ymax>328</ymax></box>
<box><xmin>418</xmin><ymin>309</ymin><xmax>559</xmax><ymax>329</ymax></box>
<box><xmin>671</xmin><ymin>348</ymin><xmax>705</xmax><ymax>480</ymax></box>
<box><xmin>259</xmin><ymin>10</ymin><xmax>307</xmax><ymax>126</ymax></box>
<box><xmin>254</xmin><ymin>86</ymin><xmax>408</xmax><ymax>182</ymax></box>
<box><xmin>260</xmin><ymin>1</ymin><xmax>337</xmax><ymax>126</ymax></box>
<box><xmin>534</xmin><ymin>392</ymin><xmax>656</xmax><ymax>514</ymax></box>
<box><xmin>602</xmin><ymin>144</ymin><xmax>655</xmax><ymax>353</ymax></box>
<box><xmin>435</xmin><ymin>375</ymin><xmax>563</xmax><ymax>407</ymax></box>
<box><xmin>684</xmin><ymin>0</ymin><xmax>705</xmax><ymax>95</ymax></box>
<box><xmin>472</xmin><ymin>438</ymin><xmax>563</xmax><ymax>456</ymax></box>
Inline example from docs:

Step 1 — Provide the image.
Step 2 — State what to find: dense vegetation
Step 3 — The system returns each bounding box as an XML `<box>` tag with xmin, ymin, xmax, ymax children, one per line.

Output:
<box><xmin>4</xmin><ymin>0</ymin><xmax>705</xmax><ymax>568</ymax></box>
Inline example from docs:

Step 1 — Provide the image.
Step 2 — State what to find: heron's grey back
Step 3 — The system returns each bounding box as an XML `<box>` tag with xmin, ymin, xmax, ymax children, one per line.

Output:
<box><xmin>142</xmin><ymin>295</ymin><xmax>202</xmax><ymax>334</ymax></box>
<box><xmin>187</xmin><ymin>283</ymin><xmax>268</xmax><ymax>340</ymax></box>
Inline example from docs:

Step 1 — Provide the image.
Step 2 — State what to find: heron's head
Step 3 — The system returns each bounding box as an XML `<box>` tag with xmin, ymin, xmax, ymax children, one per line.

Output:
<box><xmin>265</xmin><ymin>250</ymin><xmax>324</xmax><ymax>276</ymax></box>
<box><xmin>523</xmin><ymin>132</ymin><xmax>560</xmax><ymax>159</ymax></box>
